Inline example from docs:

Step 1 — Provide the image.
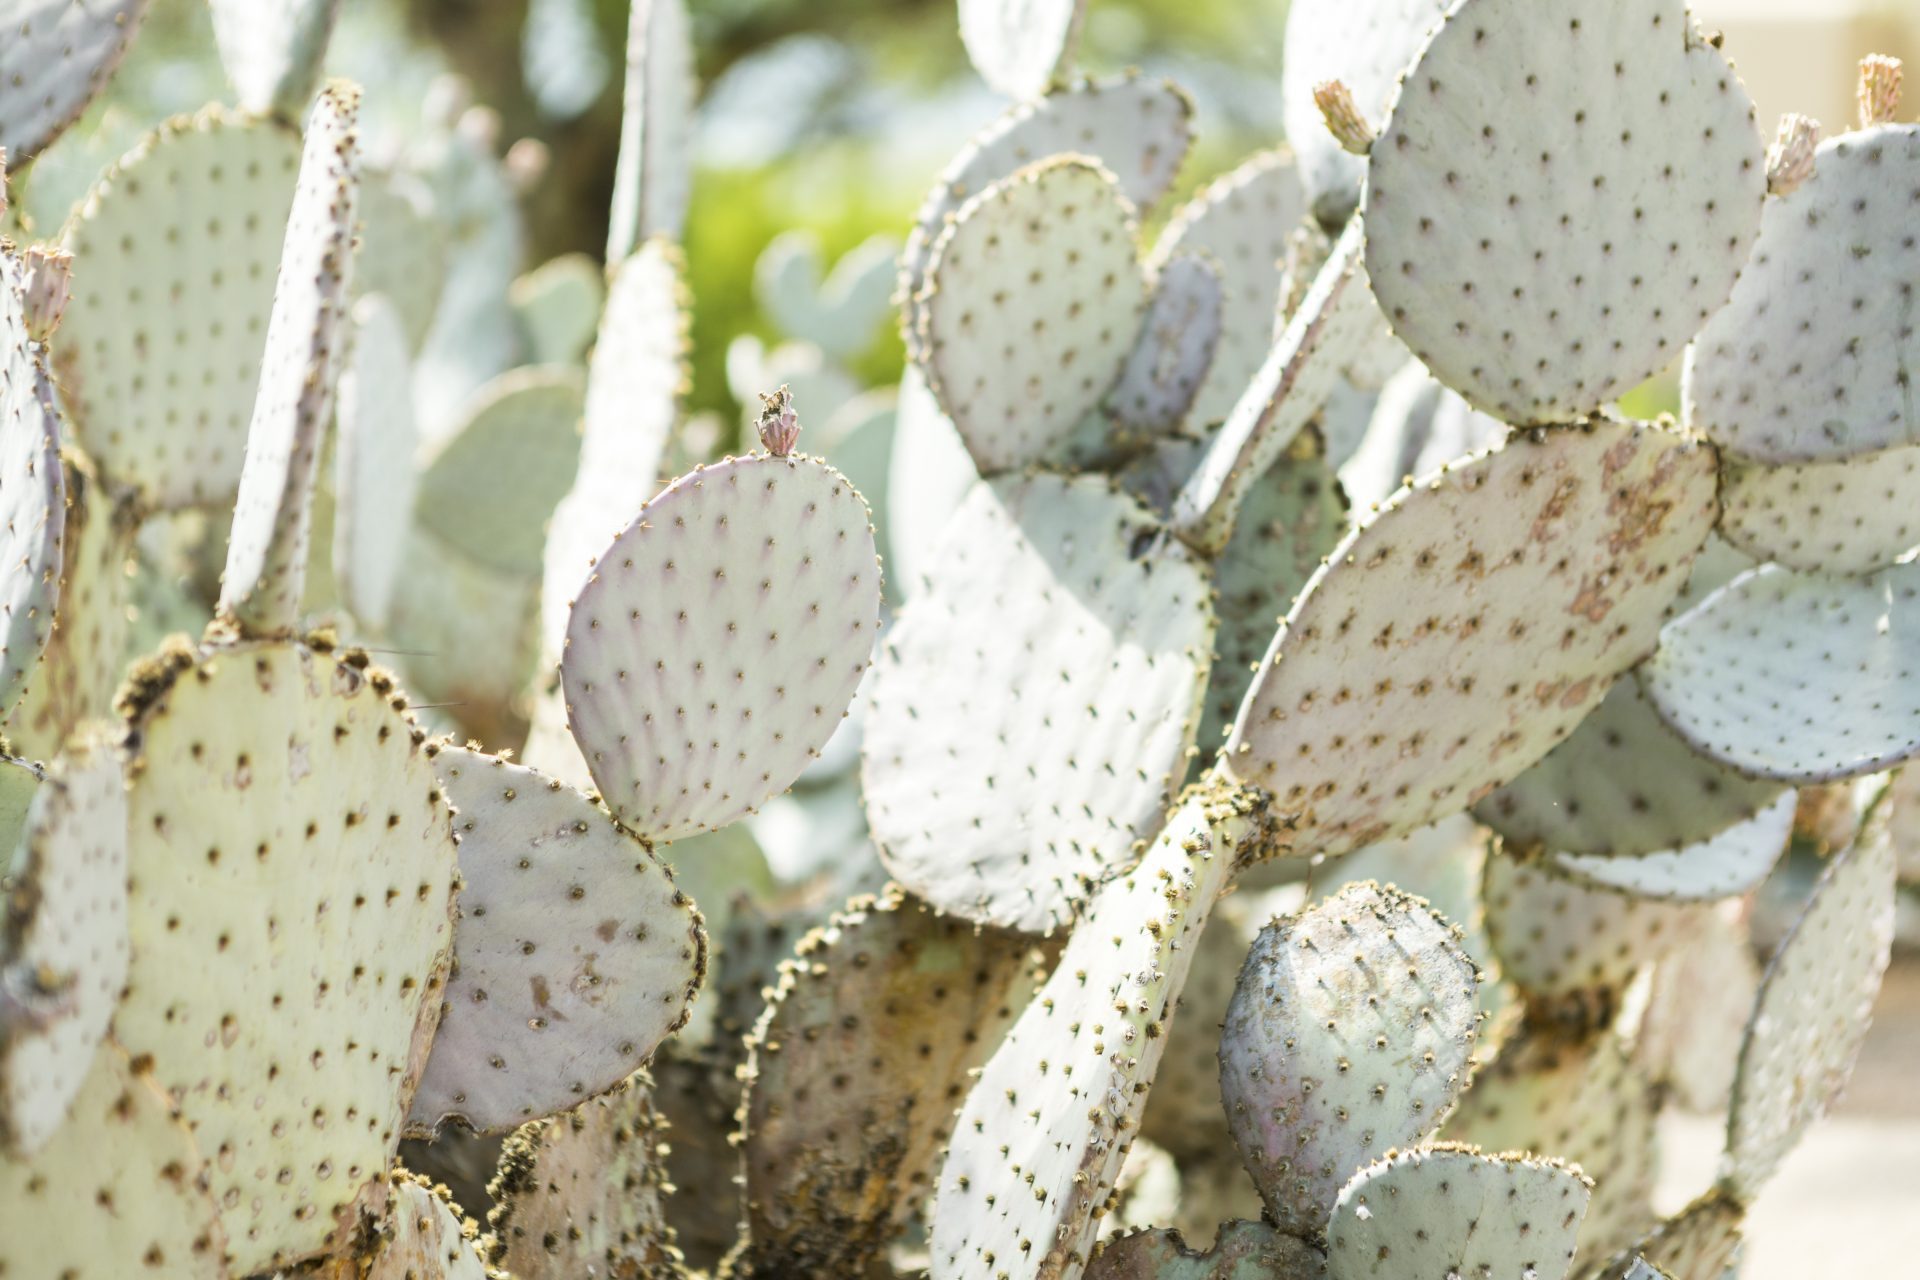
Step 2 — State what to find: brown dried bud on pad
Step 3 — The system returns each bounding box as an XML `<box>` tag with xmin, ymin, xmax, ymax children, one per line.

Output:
<box><xmin>1765</xmin><ymin>114</ymin><xmax>1820</xmax><ymax>197</ymax></box>
<box><xmin>1313</xmin><ymin>79</ymin><xmax>1374</xmax><ymax>156</ymax></box>
<box><xmin>756</xmin><ymin>384</ymin><xmax>801</xmax><ymax>456</ymax></box>
<box><xmin>1859</xmin><ymin>55</ymin><xmax>1903</xmax><ymax>127</ymax></box>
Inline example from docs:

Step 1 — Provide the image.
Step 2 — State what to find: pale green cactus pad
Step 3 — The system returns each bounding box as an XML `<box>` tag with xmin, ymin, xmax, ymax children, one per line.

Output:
<box><xmin>1326</xmin><ymin>1146</ymin><xmax>1591</xmax><ymax>1280</ymax></box>
<box><xmin>511</xmin><ymin>252</ymin><xmax>604</xmax><ymax>365</ymax></box>
<box><xmin>561</xmin><ymin>452</ymin><xmax>881</xmax><ymax>842</ymax></box>
<box><xmin>885</xmin><ymin>363</ymin><xmax>977</xmax><ymax>595</ymax></box>
<box><xmin>0</xmin><ymin>737</ymin><xmax>125</xmax><ymax>1155</ymax></box>
<box><xmin>409</xmin><ymin>746</ymin><xmax>704</xmax><ymax>1135</ymax></box>
<box><xmin>1363</xmin><ymin>0</ymin><xmax>1766</xmax><ymax>424</ymax></box>
<box><xmin>0</xmin><ymin>1045</ymin><xmax>226</xmax><ymax>1277</ymax></box>
<box><xmin>919</xmin><ymin>157</ymin><xmax>1147</xmax><ymax>473</ymax></box>
<box><xmin>414</xmin><ymin>366</ymin><xmax>585</xmax><ymax>579</ymax></box>
<box><xmin>1716</xmin><ymin>445</ymin><xmax>1920</xmax><ymax>574</ymax></box>
<box><xmin>1108</xmin><ymin>253</ymin><xmax>1224</xmax><ymax>438</ymax></box>
<box><xmin>1685</xmin><ymin>124</ymin><xmax>1920</xmax><ymax>463</ymax></box>
<box><xmin>0</xmin><ymin>255</ymin><xmax>66</xmax><ymax>718</ymax></box>
<box><xmin>363</xmin><ymin>1170</ymin><xmax>491</xmax><ymax>1279</ymax></box>
<box><xmin>57</xmin><ymin>108</ymin><xmax>301</xmax><ymax>509</ymax></box>
<box><xmin>1220</xmin><ymin>881</ymin><xmax>1481</xmax><ymax>1239</ymax></box>
<box><xmin>756</xmin><ymin>230</ymin><xmax>897</xmax><ymax>360</ymax></box>
<box><xmin>1086</xmin><ymin>1219</ymin><xmax>1330</xmax><ymax>1280</ymax></box>
<box><xmin>930</xmin><ymin>788</ymin><xmax>1274</xmax><ymax>1280</ymax></box>
<box><xmin>1476</xmin><ymin>678</ymin><xmax>1784</xmax><ymax>859</ymax></box>
<box><xmin>1482</xmin><ymin>853</ymin><xmax>1699</xmax><ymax>1002</ymax></box>
<box><xmin>1637</xmin><ymin>905</ymin><xmax>1758</xmax><ymax>1113</ymax></box>
<box><xmin>1593</xmin><ymin>1191</ymin><xmax>1743</xmax><ymax>1280</ymax></box>
<box><xmin>387</xmin><ymin>527</ymin><xmax>539</xmax><ymax>747</ymax></box>
<box><xmin>218</xmin><ymin>83</ymin><xmax>360</xmax><ymax>636</ymax></box>
<box><xmin>1639</xmin><ymin>561</ymin><xmax>1920</xmax><ymax>783</ymax></box>
<box><xmin>863</xmin><ymin>473</ymin><xmax>1213</xmax><ymax>933</ymax></box>
<box><xmin>738</xmin><ymin>887</ymin><xmax>1037</xmax><ymax>1276</ymax></box>
<box><xmin>1442</xmin><ymin>1024</ymin><xmax>1659</xmax><ymax>1262</ymax></box>
<box><xmin>354</xmin><ymin>172</ymin><xmax>448</xmax><ymax>350</ymax></box>
<box><xmin>333</xmin><ymin>294</ymin><xmax>419</xmax><ymax>631</ymax></box>
<box><xmin>0</xmin><ymin>0</ymin><xmax>148</xmax><ymax>160</ymax></box>
<box><xmin>1722</xmin><ymin>813</ymin><xmax>1897</xmax><ymax>1201</ymax></box>
<box><xmin>1224</xmin><ymin>420</ymin><xmax>1717</xmax><ymax>858</ymax></box>
<box><xmin>1339</xmin><ymin>363</ymin><xmax>1509</xmax><ymax>513</ymax></box>
<box><xmin>958</xmin><ymin>0</ymin><xmax>1085</xmax><ymax>99</ymax></box>
<box><xmin>606</xmin><ymin>0</ymin><xmax>694</xmax><ymax>257</ymax></box>
<box><xmin>208</xmin><ymin>0</ymin><xmax>340</xmax><ymax>117</ymax></box>
<box><xmin>113</xmin><ymin>641</ymin><xmax>458</xmax><ymax>1273</ymax></box>
<box><xmin>1138</xmin><ymin>898</ymin><xmax>1253</xmax><ymax>1166</ymax></box>
<box><xmin>485</xmin><ymin>1070</ymin><xmax>683</xmax><ymax>1279</ymax></box>
<box><xmin>1148</xmin><ymin>149</ymin><xmax>1304</xmax><ymax>432</ymax></box>
<box><xmin>1280</xmin><ymin>0</ymin><xmax>1449</xmax><ymax>225</ymax></box>
<box><xmin>1198</xmin><ymin>441</ymin><xmax>1348</xmax><ymax>759</ymax></box>
<box><xmin>1550</xmin><ymin>790</ymin><xmax>1794</xmax><ymax>902</ymax></box>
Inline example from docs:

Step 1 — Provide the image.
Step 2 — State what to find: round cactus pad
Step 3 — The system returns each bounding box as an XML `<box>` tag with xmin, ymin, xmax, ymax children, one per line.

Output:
<box><xmin>919</xmin><ymin>157</ymin><xmax>1147</xmax><ymax>473</ymax></box>
<box><xmin>561</xmin><ymin>451</ymin><xmax>881</xmax><ymax>842</ymax></box>
<box><xmin>361</xmin><ymin>1172</ymin><xmax>490</xmax><ymax>1278</ymax></box>
<box><xmin>1219</xmin><ymin>882</ymin><xmax>1481</xmax><ymax>1239</ymax></box>
<box><xmin>1639</xmin><ymin>561</ymin><xmax>1920</xmax><ymax>783</ymax></box>
<box><xmin>1551</xmin><ymin>790</ymin><xmax>1794</xmax><ymax>902</ymax></box>
<box><xmin>113</xmin><ymin>642</ymin><xmax>458</xmax><ymax>1273</ymax></box>
<box><xmin>1364</xmin><ymin>0</ymin><xmax>1766</xmax><ymax>424</ymax></box>
<box><xmin>863</xmin><ymin>472</ymin><xmax>1214</xmax><ymax>933</ymax></box>
<box><xmin>1326</xmin><ymin>1147</ymin><xmax>1591</xmax><ymax>1280</ymax></box>
<box><xmin>0</xmin><ymin>0</ymin><xmax>148</xmax><ymax>160</ymax></box>
<box><xmin>1087</xmin><ymin>1220</ymin><xmax>1330</xmax><ymax>1280</ymax></box>
<box><xmin>1717</xmin><ymin>445</ymin><xmax>1920</xmax><ymax>575</ymax></box>
<box><xmin>958</xmin><ymin>0</ymin><xmax>1085</xmax><ymax>99</ymax></box>
<box><xmin>1686</xmin><ymin>125</ymin><xmax>1920</xmax><ymax>463</ymax></box>
<box><xmin>408</xmin><ymin>746</ymin><xmax>704</xmax><ymax>1135</ymax></box>
<box><xmin>0</xmin><ymin>259</ymin><xmax>66</xmax><ymax>717</ymax></box>
<box><xmin>1482</xmin><ymin>852</ymin><xmax>1700</xmax><ymax>1001</ymax></box>
<box><xmin>1225</xmin><ymin>420</ymin><xmax>1717</xmax><ymax>858</ymax></box>
<box><xmin>58</xmin><ymin>108</ymin><xmax>301</xmax><ymax>509</ymax></box>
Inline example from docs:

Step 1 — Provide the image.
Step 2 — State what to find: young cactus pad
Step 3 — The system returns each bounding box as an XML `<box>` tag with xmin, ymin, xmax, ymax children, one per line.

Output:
<box><xmin>1218</xmin><ymin>881</ymin><xmax>1482</xmax><ymax>1239</ymax></box>
<box><xmin>0</xmin><ymin>254</ymin><xmax>66</xmax><ymax>717</ymax></box>
<box><xmin>1222</xmin><ymin>420</ymin><xmax>1717</xmax><ymax>858</ymax></box>
<box><xmin>1362</xmin><ymin>0</ymin><xmax>1766</xmax><ymax>424</ymax></box>
<box><xmin>0</xmin><ymin>0</ymin><xmax>148</xmax><ymax>160</ymax></box>
<box><xmin>559</xmin><ymin>450</ymin><xmax>881</xmax><ymax>842</ymax></box>
<box><xmin>1325</xmin><ymin>1146</ymin><xmax>1591</xmax><ymax>1280</ymax></box>
<box><xmin>407</xmin><ymin>745</ymin><xmax>705</xmax><ymax>1136</ymax></box>
<box><xmin>111</xmin><ymin>641</ymin><xmax>458</xmax><ymax>1273</ymax></box>
<box><xmin>958</xmin><ymin>0</ymin><xmax>1086</xmax><ymax>99</ymax></box>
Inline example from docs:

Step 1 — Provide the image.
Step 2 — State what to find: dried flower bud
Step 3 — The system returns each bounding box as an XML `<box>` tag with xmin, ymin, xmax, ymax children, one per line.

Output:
<box><xmin>1765</xmin><ymin>113</ymin><xmax>1821</xmax><ymax>197</ymax></box>
<box><xmin>1859</xmin><ymin>54</ymin><xmax>1903</xmax><ymax>128</ymax></box>
<box><xmin>756</xmin><ymin>384</ymin><xmax>801</xmax><ymax>457</ymax></box>
<box><xmin>1314</xmin><ymin>80</ymin><xmax>1375</xmax><ymax>157</ymax></box>
<box><xmin>18</xmin><ymin>245</ymin><xmax>74</xmax><ymax>343</ymax></box>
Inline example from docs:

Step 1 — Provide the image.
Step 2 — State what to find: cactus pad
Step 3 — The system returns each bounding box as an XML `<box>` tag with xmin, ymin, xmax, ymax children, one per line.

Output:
<box><xmin>757</xmin><ymin>230</ymin><xmax>897</xmax><ymax>360</ymax></box>
<box><xmin>606</xmin><ymin>0</ymin><xmax>694</xmax><ymax>256</ymax></box>
<box><xmin>1339</xmin><ymin>365</ymin><xmax>1507</xmax><ymax>512</ymax></box>
<box><xmin>1476</xmin><ymin>678</ymin><xmax>1784</xmax><ymax>859</ymax></box>
<box><xmin>1225</xmin><ymin>420</ymin><xmax>1716</xmax><ymax>858</ymax></box>
<box><xmin>218</xmin><ymin>83</ymin><xmax>360</xmax><ymax>636</ymax></box>
<box><xmin>354</xmin><ymin>173</ymin><xmax>447</xmax><ymax>350</ymax></box>
<box><xmin>930</xmin><ymin>788</ymin><xmax>1273</xmax><ymax>1279</ymax></box>
<box><xmin>1108</xmin><ymin>253</ymin><xmax>1224</xmax><ymax>438</ymax></box>
<box><xmin>409</xmin><ymin>746</ymin><xmax>705</xmax><ymax>1135</ymax></box>
<box><xmin>1685</xmin><ymin>124</ymin><xmax>1920</xmax><ymax>462</ymax></box>
<box><xmin>1363</xmin><ymin>0</ymin><xmax>1766</xmax><ymax>423</ymax></box>
<box><xmin>1550</xmin><ymin>791</ymin><xmax>1794</xmax><ymax>902</ymax></box>
<box><xmin>0</xmin><ymin>1045</ymin><xmax>225</xmax><ymax>1277</ymax></box>
<box><xmin>209</xmin><ymin>0</ymin><xmax>340</xmax><ymax>117</ymax></box>
<box><xmin>1087</xmin><ymin>1220</ymin><xmax>1330</xmax><ymax>1279</ymax></box>
<box><xmin>1723</xmin><ymin>814</ymin><xmax>1897</xmax><ymax>1200</ymax></box>
<box><xmin>58</xmin><ymin>109</ymin><xmax>301</xmax><ymax>509</ymax></box>
<box><xmin>113</xmin><ymin>641</ymin><xmax>458</xmax><ymax>1273</ymax></box>
<box><xmin>959</xmin><ymin>0</ymin><xmax>1085</xmax><ymax>99</ymax></box>
<box><xmin>364</xmin><ymin>1171</ymin><xmax>491</xmax><ymax>1279</ymax></box>
<box><xmin>738</xmin><ymin>887</ymin><xmax>1037</xmax><ymax>1276</ymax></box>
<box><xmin>1716</xmin><ymin>446</ymin><xmax>1920</xmax><ymax>574</ymax></box>
<box><xmin>1219</xmin><ymin>881</ymin><xmax>1482</xmax><ymax>1238</ymax></box>
<box><xmin>863</xmin><ymin>473</ymin><xmax>1213</xmax><ymax>933</ymax></box>
<box><xmin>1137</xmin><ymin>899</ymin><xmax>1253</xmax><ymax>1165</ymax></box>
<box><xmin>0</xmin><ymin>737</ymin><xmax>125</xmax><ymax>1155</ymax></box>
<box><xmin>1326</xmin><ymin>1146</ymin><xmax>1591</xmax><ymax>1280</ymax></box>
<box><xmin>1594</xmin><ymin>1191</ymin><xmax>1743</xmax><ymax>1280</ymax></box>
<box><xmin>333</xmin><ymin>294</ymin><xmax>419</xmax><ymax>630</ymax></box>
<box><xmin>919</xmin><ymin>157</ymin><xmax>1147</xmax><ymax>473</ymax></box>
<box><xmin>1482</xmin><ymin>853</ymin><xmax>1698</xmax><ymax>1002</ymax></box>
<box><xmin>561</xmin><ymin>452</ymin><xmax>881</xmax><ymax>842</ymax></box>
<box><xmin>386</xmin><ymin>528</ymin><xmax>539</xmax><ymax>747</ymax></box>
<box><xmin>0</xmin><ymin>0</ymin><xmax>148</xmax><ymax>160</ymax></box>
<box><xmin>0</xmin><ymin>259</ymin><xmax>65</xmax><ymax>717</ymax></box>
<box><xmin>1639</xmin><ymin>562</ymin><xmax>1920</xmax><ymax>783</ymax></box>
<box><xmin>1637</xmin><ymin>906</ymin><xmax>1758</xmax><ymax>1113</ymax></box>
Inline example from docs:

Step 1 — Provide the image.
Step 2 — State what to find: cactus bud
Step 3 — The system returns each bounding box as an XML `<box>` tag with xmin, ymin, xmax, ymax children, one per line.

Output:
<box><xmin>1764</xmin><ymin>113</ymin><xmax>1821</xmax><ymax>196</ymax></box>
<box><xmin>756</xmin><ymin>384</ymin><xmax>801</xmax><ymax>456</ymax></box>
<box><xmin>17</xmin><ymin>245</ymin><xmax>75</xmax><ymax>342</ymax></box>
<box><xmin>1859</xmin><ymin>54</ymin><xmax>1902</xmax><ymax>127</ymax></box>
<box><xmin>1314</xmin><ymin>79</ymin><xmax>1375</xmax><ymax>156</ymax></box>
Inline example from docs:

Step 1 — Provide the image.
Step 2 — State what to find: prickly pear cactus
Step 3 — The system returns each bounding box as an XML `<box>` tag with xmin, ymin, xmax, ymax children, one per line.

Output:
<box><xmin>0</xmin><ymin>251</ymin><xmax>65</xmax><ymax>717</ymax></box>
<box><xmin>1087</xmin><ymin>1219</ymin><xmax>1329</xmax><ymax>1280</ymax></box>
<box><xmin>0</xmin><ymin>0</ymin><xmax>148</xmax><ymax>160</ymax></box>
<box><xmin>361</xmin><ymin>1170</ymin><xmax>494</xmax><ymax>1280</ymax></box>
<box><xmin>208</xmin><ymin>0</ymin><xmax>342</xmax><ymax>117</ymax></box>
<box><xmin>958</xmin><ymin>0</ymin><xmax>1085</xmax><ymax>99</ymax></box>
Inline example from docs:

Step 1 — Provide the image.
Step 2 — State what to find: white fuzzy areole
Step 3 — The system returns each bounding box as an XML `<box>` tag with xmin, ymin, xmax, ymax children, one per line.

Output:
<box><xmin>0</xmin><ymin>256</ymin><xmax>66</xmax><ymax>718</ymax></box>
<box><xmin>958</xmin><ymin>0</ymin><xmax>1085</xmax><ymax>99</ymax></box>
<box><xmin>1717</xmin><ymin>443</ymin><xmax>1920</xmax><ymax>575</ymax></box>
<box><xmin>0</xmin><ymin>0</ymin><xmax>148</xmax><ymax>160</ymax></box>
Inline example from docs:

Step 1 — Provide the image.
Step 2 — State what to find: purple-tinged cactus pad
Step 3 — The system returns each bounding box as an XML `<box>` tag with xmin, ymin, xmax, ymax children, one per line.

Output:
<box><xmin>1086</xmin><ymin>1219</ymin><xmax>1329</xmax><ymax>1280</ymax></box>
<box><xmin>1550</xmin><ymin>790</ymin><xmax>1794</xmax><ymax>903</ymax></box>
<box><xmin>1592</xmin><ymin>1191</ymin><xmax>1743</xmax><ymax>1280</ymax></box>
<box><xmin>1225</xmin><ymin>419</ymin><xmax>1717</xmax><ymax>859</ymax></box>
<box><xmin>1326</xmin><ymin>1146</ymin><xmax>1591</xmax><ymax>1280</ymax></box>
<box><xmin>1716</xmin><ymin>444</ymin><xmax>1920</xmax><ymax>575</ymax></box>
<box><xmin>408</xmin><ymin>746</ymin><xmax>704</xmax><ymax>1136</ymax></box>
<box><xmin>1108</xmin><ymin>252</ymin><xmax>1224</xmax><ymax>439</ymax></box>
<box><xmin>0</xmin><ymin>1045</ymin><xmax>226</xmax><ymax>1277</ymax></box>
<box><xmin>1723</xmin><ymin>810</ymin><xmax>1897</xmax><ymax>1201</ymax></box>
<box><xmin>57</xmin><ymin>108</ymin><xmax>301</xmax><ymax>509</ymax></box>
<box><xmin>1639</xmin><ymin>561</ymin><xmax>1920</xmax><ymax>783</ymax></box>
<box><xmin>561</xmin><ymin>452</ymin><xmax>881</xmax><ymax>842</ymax></box>
<box><xmin>959</xmin><ymin>0</ymin><xmax>1086</xmax><ymax>99</ymax></box>
<box><xmin>1482</xmin><ymin>852</ymin><xmax>1700</xmax><ymax>1003</ymax></box>
<box><xmin>113</xmin><ymin>641</ymin><xmax>458</xmax><ymax>1273</ymax></box>
<box><xmin>363</xmin><ymin>1170</ymin><xmax>491</xmax><ymax>1279</ymax></box>
<box><xmin>0</xmin><ymin>736</ymin><xmax>126</xmax><ymax>1155</ymax></box>
<box><xmin>1685</xmin><ymin>125</ymin><xmax>1920</xmax><ymax>463</ymax></box>
<box><xmin>863</xmin><ymin>472</ymin><xmax>1213</xmax><ymax>933</ymax></box>
<box><xmin>208</xmin><ymin>0</ymin><xmax>341</xmax><ymax>117</ymax></box>
<box><xmin>919</xmin><ymin>157</ymin><xmax>1147</xmax><ymax>474</ymax></box>
<box><xmin>0</xmin><ymin>0</ymin><xmax>148</xmax><ymax>161</ymax></box>
<box><xmin>0</xmin><ymin>252</ymin><xmax>65</xmax><ymax>718</ymax></box>
<box><xmin>1364</xmin><ymin>0</ymin><xmax>1766</xmax><ymax>424</ymax></box>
